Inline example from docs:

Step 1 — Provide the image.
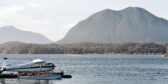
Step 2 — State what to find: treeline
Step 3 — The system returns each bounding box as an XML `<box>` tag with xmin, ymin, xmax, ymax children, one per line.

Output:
<box><xmin>0</xmin><ymin>42</ymin><xmax>167</xmax><ymax>54</ymax></box>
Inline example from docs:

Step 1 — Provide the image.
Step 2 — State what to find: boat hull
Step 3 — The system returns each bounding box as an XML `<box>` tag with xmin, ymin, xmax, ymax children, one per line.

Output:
<box><xmin>19</xmin><ymin>74</ymin><xmax>62</xmax><ymax>80</ymax></box>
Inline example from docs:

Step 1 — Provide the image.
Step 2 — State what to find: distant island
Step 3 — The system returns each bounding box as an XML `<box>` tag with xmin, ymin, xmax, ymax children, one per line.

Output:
<box><xmin>0</xmin><ymin>42</ymin><xmax>167</xmax><ymax>54</ymax></box>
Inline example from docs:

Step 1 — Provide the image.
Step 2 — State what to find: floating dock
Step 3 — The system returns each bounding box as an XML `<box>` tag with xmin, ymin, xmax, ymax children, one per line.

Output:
<box><xmin>0</xmin><ymin>74</ymin><xmax>72</xmax><ymax>79</ymax></box>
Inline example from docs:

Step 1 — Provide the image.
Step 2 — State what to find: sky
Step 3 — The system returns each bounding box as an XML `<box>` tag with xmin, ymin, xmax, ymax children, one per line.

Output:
<box><xmin>0</xmin><ymin>0</ymin><xmax>168</xmax><ymax>42</ymax></box>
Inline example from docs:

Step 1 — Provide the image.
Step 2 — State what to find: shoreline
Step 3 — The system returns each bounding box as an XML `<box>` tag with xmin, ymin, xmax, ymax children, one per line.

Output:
<box><xmin>0</xmin><ymin>53</ymin><xmax>164</xmax><ymax>56</ymax></box>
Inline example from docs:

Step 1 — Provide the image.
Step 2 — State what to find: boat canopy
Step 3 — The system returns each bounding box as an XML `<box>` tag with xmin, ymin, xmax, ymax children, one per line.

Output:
<box><xmin>32</xmin><ymin>59</ymin><xmax>46</xmax><ymax>63</ymax></box>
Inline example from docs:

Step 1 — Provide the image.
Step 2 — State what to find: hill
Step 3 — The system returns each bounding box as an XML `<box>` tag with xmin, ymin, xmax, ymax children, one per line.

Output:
<box><xmin>57</xmin><ymin>7</ymin><xmax>168</xmax><ymax>44</ymax></box>
<box><xmin>0</xmin><ymin>26</ymin><xmax>52</xmax><ymax>44</ymax></box>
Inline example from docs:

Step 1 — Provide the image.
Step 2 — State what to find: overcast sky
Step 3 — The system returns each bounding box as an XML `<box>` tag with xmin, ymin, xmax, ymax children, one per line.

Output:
<box><xmin>0</xmin><ymin>0</ymin><xmax>168</xmax><ymax>41</ymax></box>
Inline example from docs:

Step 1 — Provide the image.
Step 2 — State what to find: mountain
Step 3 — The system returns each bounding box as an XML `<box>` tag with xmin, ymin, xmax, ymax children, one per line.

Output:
<box><xmin>0</xmin><ymin>26</ymin><xmax>52</xmax><ymax>44</ymax></box>
<box><xmin>57</xmin><ymin>7</ymin><xmax>168</xmax><ymax>44</ymax></box>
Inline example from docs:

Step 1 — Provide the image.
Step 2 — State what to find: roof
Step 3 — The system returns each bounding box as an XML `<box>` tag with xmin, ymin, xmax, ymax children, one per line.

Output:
<box><xmin>32</xmin><ymin>59</ymin><xmax>46</xmax><ymax>63</ymax></box>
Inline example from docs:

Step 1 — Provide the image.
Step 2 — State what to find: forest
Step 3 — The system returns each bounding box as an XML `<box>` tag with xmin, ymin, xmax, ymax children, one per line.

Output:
<box><xmin>0</xmin><ymin>42</ymin><xmax>167</xmax><ymax>54</ymax></box>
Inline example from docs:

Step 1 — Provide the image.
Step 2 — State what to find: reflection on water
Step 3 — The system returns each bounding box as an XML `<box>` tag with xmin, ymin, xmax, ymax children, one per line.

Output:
<box><xmin>34</xmin><ymin>80</ymin><xmax>49</xmax><ymax>84</ymax></box>
<box><xmin>0</xmin><ymin>79</ymin><xmax>5</xmax><ymax>84</ymax></box>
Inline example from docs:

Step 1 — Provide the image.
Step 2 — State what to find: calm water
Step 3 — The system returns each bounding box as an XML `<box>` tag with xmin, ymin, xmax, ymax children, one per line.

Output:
<box><xmin>0</xmin><ymin>54</ymin><xmax>168</xmax><ymax>84</ymax></box>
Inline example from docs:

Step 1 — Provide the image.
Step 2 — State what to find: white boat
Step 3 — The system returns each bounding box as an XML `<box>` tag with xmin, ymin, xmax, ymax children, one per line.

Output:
<box><xmin>0</xmin><ymin>58</ymin><xmax>63</xmax><ymax>80</ymax></box>
<box><xmin>18</xmin><ymin>59</ymin><xmax>63</xmax><ymax>80</ymax></box>
<box><xmin>0</xmin><ymin>58</ymin><xmax>55</xmax><ymax>73</ymax></box>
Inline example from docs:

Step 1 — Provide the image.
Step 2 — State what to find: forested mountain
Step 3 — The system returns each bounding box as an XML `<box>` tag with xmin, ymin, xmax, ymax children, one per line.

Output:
<box><xmin>0</xmin><ymin>42</ymin><xmax>166</xmax><ymax>54</ymax></box>
<box><xmin>0</xmin><ymin>26</ymin><xmax>52</xmax><ymax>44</ymax></box>
<box><xmin>57</xmin><ymin>7</ymin><xmax>168</xmax><ymax>44</ymax></box>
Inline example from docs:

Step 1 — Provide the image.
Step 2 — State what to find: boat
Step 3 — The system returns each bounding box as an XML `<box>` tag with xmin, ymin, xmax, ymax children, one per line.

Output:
<box><xmin>0</xmin><ymin>58</ymin><xmax>55</xmax><ymax>73</ymax></box>
<box><xmin>0</xmin><ymin>58</ymin><xmax>63</xmax><ymax>80</ymax></box>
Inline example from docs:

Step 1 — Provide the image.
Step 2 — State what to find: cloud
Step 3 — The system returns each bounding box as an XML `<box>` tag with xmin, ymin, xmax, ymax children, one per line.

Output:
<box><xmin>0</xmin><ymin>4</ymin><xmax>25</xmax><ymax>19</ymax></box>
<box><xmin>27</xmin><ymin>2</ymin><xmax>40</xmax><ymax>8</ymax></box>
<box><xmin>26</xmin><ymin>2</ymin><xmax>43</xmax><ymax>11</ymax></box>
<box><xmin>0</xmin><ymin>20</ymin><xmax>4</xmax><ymax>26</ymax></box>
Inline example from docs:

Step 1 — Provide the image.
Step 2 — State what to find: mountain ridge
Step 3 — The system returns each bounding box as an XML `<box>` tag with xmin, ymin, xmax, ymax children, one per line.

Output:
<box><xmin>57</xmin><ymin>7</ymin><xmax>168</xmax><ymax>44</ymax></box>
<box><xmin>0</xmin><ymin>26</ymin><xmax>52</xmax><ymax>44</ymax></box>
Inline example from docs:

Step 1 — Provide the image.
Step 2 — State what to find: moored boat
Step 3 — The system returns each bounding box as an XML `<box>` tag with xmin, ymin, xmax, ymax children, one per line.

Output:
<box><xmin>0</xmin><ymin>58</ymin><xmax>71</xmax><ymax>80</ymax></box>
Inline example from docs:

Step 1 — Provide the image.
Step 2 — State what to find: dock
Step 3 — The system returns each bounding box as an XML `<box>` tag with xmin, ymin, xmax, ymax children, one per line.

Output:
<box><xmin>0</xmin><ymin>74</ymin><xmax>72</xmax><ymax>79</ymax></box>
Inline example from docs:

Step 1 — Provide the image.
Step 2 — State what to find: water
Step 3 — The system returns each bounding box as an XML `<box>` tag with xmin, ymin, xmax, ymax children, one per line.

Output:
<box><xmin>0</xmin><ymin>54</ymin><xmax>168</xmax><ymax>84</ymax></box>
